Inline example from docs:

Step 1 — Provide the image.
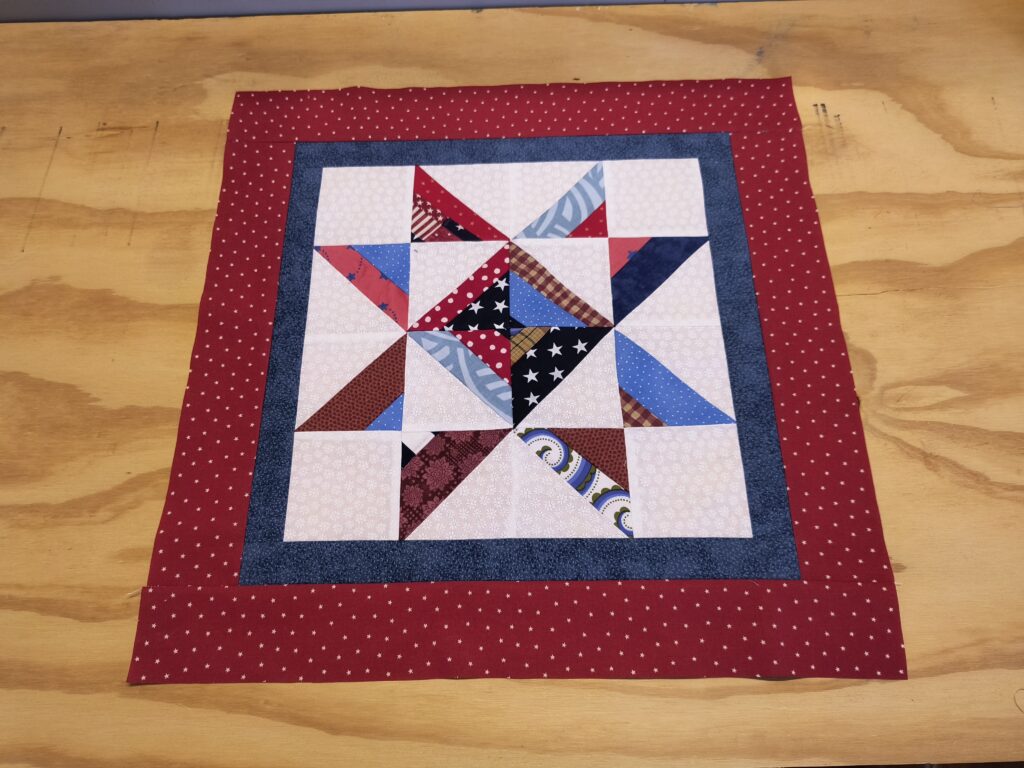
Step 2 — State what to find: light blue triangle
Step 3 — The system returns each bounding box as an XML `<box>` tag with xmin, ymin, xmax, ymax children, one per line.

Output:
<box><xmin>351</xmin><ymin>244</ymin><xmax>410</xmax><ymax>293</ymax></box>
<box><xmin>366</xmin><ymin>394</ymin><xmax>404</xmax><ymax>431</ymax></box>
<box><xmin>509</xmin><ymin>273</ymin><xmax>584</xmax><ymax>328</ymax></box>
<box><xmin>516</xmin><ymin>163</ymin><xmax>605</xmax><ymax>239</ymax></box>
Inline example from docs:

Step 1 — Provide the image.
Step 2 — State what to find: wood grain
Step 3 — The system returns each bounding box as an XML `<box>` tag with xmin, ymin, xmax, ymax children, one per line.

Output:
<box><xmin>1</xmin><ymin>1</ymin><xmax>1022</xmax><ymax>765</ymax></box>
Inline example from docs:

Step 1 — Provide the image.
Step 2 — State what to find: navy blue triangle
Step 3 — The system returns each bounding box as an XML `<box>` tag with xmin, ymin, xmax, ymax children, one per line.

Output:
<box><xmin>611</xmin><ymin>237</ymin><xmax>708</xmax><ymax>324</ymax></box>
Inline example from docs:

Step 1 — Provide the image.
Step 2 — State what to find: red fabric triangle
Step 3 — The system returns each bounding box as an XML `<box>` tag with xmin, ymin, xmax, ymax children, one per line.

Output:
<box><xmin>567</xmin><ymin>201</ymin><xmax>608</xmax><ymax>238</ymax></box>
<box><xmin>608</xmin><ymin>237</ymin><xmax>651</xmax><ymax>277</ymax></box>
<box><xmin>412</xmin><ymin>167</ymin><xmax>506</xmax><ymax>242</ymax></box>
<box><xmin>451</xmin><ymin>329</ymin><xmax>511</xmax><ymax>382</ymax></box>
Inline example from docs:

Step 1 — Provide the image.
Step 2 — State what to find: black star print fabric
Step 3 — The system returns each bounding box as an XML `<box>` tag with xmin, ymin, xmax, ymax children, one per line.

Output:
<box><xmin>510</xmin><ymin>327</ymin><xmax>611</xmax><ymax>424</ymax></box>
<box><xmin>448</xmin><ymin>271</ymin><xmax>510</xmax><ymax>330</ymax></box>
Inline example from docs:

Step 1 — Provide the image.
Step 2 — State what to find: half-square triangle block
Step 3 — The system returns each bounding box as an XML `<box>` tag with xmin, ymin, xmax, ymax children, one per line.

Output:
<box><xmin>610</xmin><ymin>236</ymin><xmax>708</xmax><ymax>325</ymax></box>
<box><xmin>510</xmin><ymin>435</ymin><xmax>624</xmax><ymax>538</ymax></box>
<box><xmin>399</xmin><ymin>429</ymin><xmax>508</xmax><ymax>539</ymax></box>
<box><xmin>307</xmin><ymin>248</ymin><xmax>406</xmax><ymax>334</ymax></box>
<box><xmin>297</xmin><ymin>335</ymin><xmax>407</xmax><ymax>432</ymax></box>
<box><xmin>315</xmin><ymin>245</ymin><xmax>409</xmax><ymax>329</ymax></box>
<box><xmin>509</xmin><ymin>243</ymin><xmax>611</xmax><ymax>328</ymax></box>
<box><xmin>512</xmin><ymin>238</ymin><xmax>614</xmax><ymax>324</ymax></box>
<box><xmin>412</xmin><ymin>167</ymin><xmax>506</xmax><ymax>243</ymax></box>
<box><xmin>510</xmin><ymin>327</ymin><xmax>611</xmax><ymax>425</ymax></box>
<box><xmin>404</xmin><ymin>431</ymin><xmax>516</xmax><ymax>540</ymax></box>
<box><xmin>410</xmin><ymin>244</ymin><xmax>511</xmax><ymax>331</ymax></box>
<box><xmin>621</xmin><ymin>324</ymin><xmax>735</xmax><ymax>419</ymax></box>
<box><xmin>419</xmin><ymin>163</ymin><xmax>513</xmax><ymax>237</ymax></box>
<box><xmin>614</xmin><ymin>331</ymin><xmax>732</xmax><ymax>426</ymax></box>
<box><xmin>516</xmin><ymin>163</ymin><xmax>605</xmax><ymax>239</ymax></box>
<box><xmin>516</xmin><ymin>428</ymin><xmax>632</xmax><ymax>537</ymax></box>
<box><xmin>518</xmin><ymin>329</ymin><xmax>621</xmax><ymax>428</ymax></box>
<box><xmin>404</xmin><ymin>331</ymin><xmax>513</xmax><ymax>430</ymax></box>
<box><xmin>295</xmin><ymin>331</ymin><xmax>404</xmax><ymax>426</ymax></box>
<box><xmin>614</xmin><ymin>241</ymin><xmax>721</xmax><ymax>330</ymax></box>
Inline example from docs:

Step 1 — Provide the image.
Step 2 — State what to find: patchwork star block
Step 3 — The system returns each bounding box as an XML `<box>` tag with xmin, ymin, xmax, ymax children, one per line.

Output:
<box><xmin>287</xmin><ymin>155</ymin><xmax>758</xmax><ymax>544</ymax></box>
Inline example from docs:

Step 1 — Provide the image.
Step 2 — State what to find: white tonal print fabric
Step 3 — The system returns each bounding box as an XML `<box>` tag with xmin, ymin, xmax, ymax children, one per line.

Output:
<box><xmin>284</xmin><ymin>432</ymin><xmax>401</xmax><ymax>541</ymax></box>
<box><xmin>625</xmin><ymin>425</ymin><xmax>752</xmax><ymax>538</ymax></box>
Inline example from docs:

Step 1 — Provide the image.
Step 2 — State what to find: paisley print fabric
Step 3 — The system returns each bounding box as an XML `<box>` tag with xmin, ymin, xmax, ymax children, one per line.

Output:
<box><xmin>517</xmin><ymin>427</ymin><xmax>633</xmax><ymax>537</ymax></box>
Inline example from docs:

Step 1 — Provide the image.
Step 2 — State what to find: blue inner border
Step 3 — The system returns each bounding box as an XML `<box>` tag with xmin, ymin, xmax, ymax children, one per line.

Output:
<box><xmin>239</xmin><ymin>133</ymin><xmax>799</xmax><ymax>584</ymax></box>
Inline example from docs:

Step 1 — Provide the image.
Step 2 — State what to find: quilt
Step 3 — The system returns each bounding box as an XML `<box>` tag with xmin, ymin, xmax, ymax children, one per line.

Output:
<box><xmin>128</xmin><ymin>79</ymin><xmax>907</xmax><ymax>683</ymax></box>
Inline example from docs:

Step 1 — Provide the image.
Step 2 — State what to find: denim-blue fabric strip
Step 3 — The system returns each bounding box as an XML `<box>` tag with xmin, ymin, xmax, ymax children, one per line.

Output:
<box><xmin>240</xmin><ymin>132</ymin><xmax>799</xmax><ymax>584</ymax></box>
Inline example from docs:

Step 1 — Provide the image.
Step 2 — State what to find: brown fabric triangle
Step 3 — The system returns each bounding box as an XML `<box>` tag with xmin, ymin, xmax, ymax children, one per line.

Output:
<box><xmin>550</xmin><ymin>428</ymin><xmax>630</xmax><ymax>491</ymax></box>
<box><xmin>399</xmin><ymin>429</ymin><xmax>508</xmax><ymax>540</ymax></box>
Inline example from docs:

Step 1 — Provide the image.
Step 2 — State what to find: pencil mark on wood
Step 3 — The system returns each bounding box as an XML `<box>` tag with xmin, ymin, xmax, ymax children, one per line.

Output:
<box><xmin>20</xmin><ymin>125</ymin><xmax>62</xmax><ymax>253</ymax></box>
<box><xmin>127</xmin><ymin>120</ymin><xmax>160</xmax><ymax>246</ymax></box>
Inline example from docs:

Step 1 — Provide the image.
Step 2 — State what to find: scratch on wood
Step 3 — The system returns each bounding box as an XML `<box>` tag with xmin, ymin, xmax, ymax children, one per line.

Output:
<box><xmin>127</xmin><ymin>120</ymin><xmax>160</xmax><ymax>246</ymax></box>
<box><xmin>837</xmin><ymin>287</ymin><xmax>924</xmax><ymax>298</ymax></box>
<box><xmin>21</xmin><ymin>126</ymin><xmax>62</xmax><ymax>253</ymax></box>
<box><xmin>206</xmin><ymin>119</ymin><xmax>227</xmax><ymax>189</ymax></box>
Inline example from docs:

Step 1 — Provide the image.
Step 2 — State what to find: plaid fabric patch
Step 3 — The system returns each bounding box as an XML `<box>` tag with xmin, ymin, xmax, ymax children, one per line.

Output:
<box><xmin>620</xmin><ymin>388</ymin><xmax>666</xmax><ymax>427</ymax></box>
<box><xmin>509</xmin><ymin>326</ymin><xmax>549</xmax><ymax>364</ymax></box>
<box><xmin>509</xmin><ymin>244</ymin><xmax>612</xmax><ymax>327</ymax></box>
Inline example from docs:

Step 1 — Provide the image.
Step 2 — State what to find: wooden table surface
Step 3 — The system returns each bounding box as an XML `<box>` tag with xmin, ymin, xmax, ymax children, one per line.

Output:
<box><xmin>1</xmin><ymin>1</ymin><xmax>1022</xmax><ymax>765</ymax></box>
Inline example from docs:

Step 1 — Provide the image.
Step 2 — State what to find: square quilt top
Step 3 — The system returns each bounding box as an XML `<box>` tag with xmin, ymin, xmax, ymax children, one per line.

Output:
<box><xmin>240</xmin><ymin>133</ymin><xmax>798</xmax><ymax>584</ymax></box>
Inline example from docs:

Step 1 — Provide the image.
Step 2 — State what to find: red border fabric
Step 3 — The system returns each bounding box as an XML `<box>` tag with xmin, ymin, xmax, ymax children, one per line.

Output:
<box><xmin>128</xmin><ymin>79</ymin><xmax>906</xmax><ymax>683</ymax></box>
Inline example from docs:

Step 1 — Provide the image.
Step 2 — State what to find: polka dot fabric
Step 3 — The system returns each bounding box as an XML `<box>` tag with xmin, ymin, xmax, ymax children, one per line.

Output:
<box><xmin>128</xmin><ymin>78</ymin><xmax>907</xmax><ymax>684</ymax></box>
<box><xmin>453</xmin><ymin>330</ymin><xmax>511</xmax><ymax>383</ymax></box>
